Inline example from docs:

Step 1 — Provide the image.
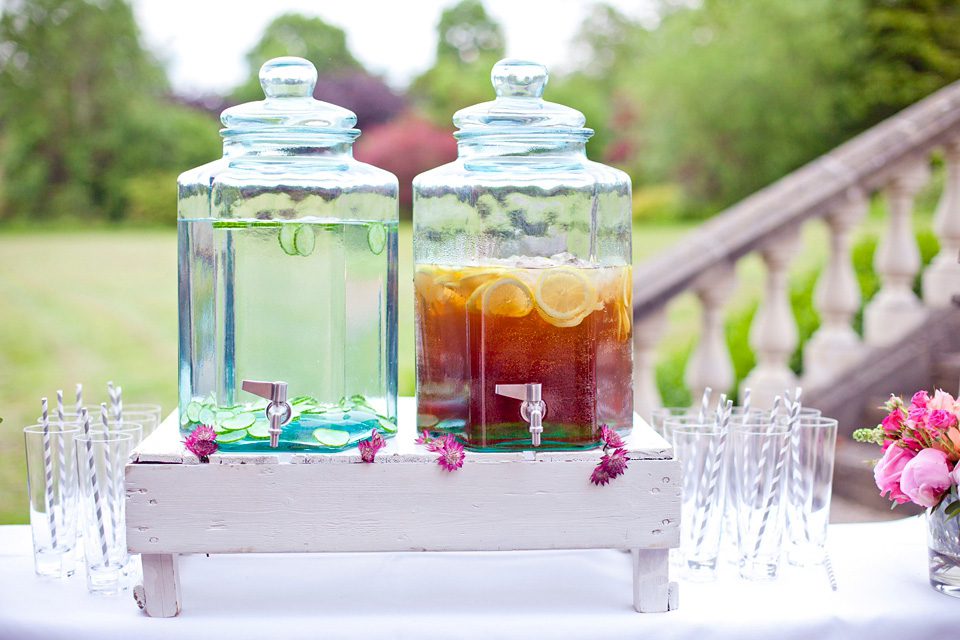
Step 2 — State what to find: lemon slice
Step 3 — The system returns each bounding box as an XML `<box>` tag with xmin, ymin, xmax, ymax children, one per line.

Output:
<box><xmin>465</xmin><ymin>279</ymin><xmax>494</xmax><ymax>312</ymax></box>
<box><xmin>622</xmin><ymin>266</ymin><xmax>633</xmax><ymax>308</ymax></box>
<box><xmin>482</xmin><ymin>275</ymin><xmax>534</xmax><ymax>317</ymax></box>
<box><xmin>534</xmin><ymin>267</ymin><xmax>597</xmax><ymax>321</ymax></box>
<box><xmin>458</xmin><ymin>268</ymin><xmax>507</xmax><ymax>296</ymax></box>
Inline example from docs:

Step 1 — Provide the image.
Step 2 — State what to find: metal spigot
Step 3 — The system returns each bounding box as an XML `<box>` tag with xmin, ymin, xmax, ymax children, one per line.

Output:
<box><xmin>241</xmin><ymin>380</ymin><xmax>292</xmax><ymax>448</ymax></box>
<box><xmin>495</xmin><ymin>383</ymin><xmax>546</xmax><ymax>447</ymax></box>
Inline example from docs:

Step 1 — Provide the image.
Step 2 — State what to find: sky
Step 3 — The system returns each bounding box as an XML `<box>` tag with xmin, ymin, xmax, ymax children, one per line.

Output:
<box><xmin>130</xmin><ymin>0</ymin><xmax>656</xmax><ymax>97</ymax></box>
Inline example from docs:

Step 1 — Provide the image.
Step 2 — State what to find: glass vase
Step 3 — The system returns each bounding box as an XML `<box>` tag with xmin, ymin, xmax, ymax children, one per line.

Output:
<box><xmin>927</xmin><ymin>495</ymin><xmax>960</xmax><ymax>597</ymax></box>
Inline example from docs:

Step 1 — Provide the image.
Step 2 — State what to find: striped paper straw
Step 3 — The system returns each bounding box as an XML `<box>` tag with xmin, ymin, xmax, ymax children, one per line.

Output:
<box><xmin>41</xmin><ymin>398</ymin><xmax>57</xmax><ymax>550</ymax></box>
<box><xmin>741</xmin><ymin>388</ymin><xmax>751</xmax><ymax>425</ymax></box>
<box><xmin>100</xmin><ymin>403</ymin><xmax>118</xmax><ymax>534</ymax></box>
<box><xmin>115</xmin><ymin>386</ymin><xmax>123</xmax><ymax>424</ymax></box>
<box><xmin>785</xmin><ymin>387</ymin><xmax>807</xmax><ymax>542</ymax></box>
<box><xmin>693</xmin><ymin>397</ymin><xmax>732</xmax><ymax>552</ymax></box>
<box><xmin>750</xmin><ymin>395</ymin><xmax>781</xmax><ymax>512</ymax></box>
<box><xmin>108</xmin><ymin>381</ymin><xmax>123</xmax><ymax>423</ymax></box>
<box><xmin>82</xmin><ymin>409</ymin><xmax>110</xmax><ymax>567</ymax></box>
<box><xmin>55</xmin><ymin>391</ymin><xmax>68</xmax><ymax>514</ymax></box>
<box><xmin>696</xmin><ymin>386</ymin><xmax>712</xmax><ymax>424</ymax></box>
<box><xmin>753</xmin><ymin>416</ymin><xmax>791</xmax><ymax>556</ymax></box>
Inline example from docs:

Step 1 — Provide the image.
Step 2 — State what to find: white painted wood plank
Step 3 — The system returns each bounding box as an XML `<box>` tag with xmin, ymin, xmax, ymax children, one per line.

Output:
<box><xmin>138</xmin><ymin>553</ymin><xmax>181</xmax><ymax>618</ymax></box>
<box><xmin>632</xmin><ymin>548</ymin><xmax>677</xmax><ymax>613</ymax></box>
<box><xmin>126</xmin><ymin>458</ymin><xmax>680</xmax><ymax>554</ymax></box>
<box><xmin>135</xmin><ymin>398</ymin><xmax>673</xmax><ymax>465</ymax></box>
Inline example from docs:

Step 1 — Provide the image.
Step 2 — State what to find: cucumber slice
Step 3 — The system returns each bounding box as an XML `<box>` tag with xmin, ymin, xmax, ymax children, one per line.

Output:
<box><xmin>212</xmin><ymin>220</ymin><xmax>249</xmax><ymax>229</ymax></box>
<box><xmin>367</xmin><ymin>222</ymin><xmax>386</xmax><ymax>255</ymax></box>
<box><xmin>212</xmin><ymin>422</ymin><xmax>231</xmax><ymax>434</ymax></box>
<box><xmin>180</xmin><ymin>411</ymin><xmax>191</xmax><ymax>426</ymax></box>
<box><xmin>216</xmin><ymin>429</ymin><xmax>247</xmax><ymax>443</ymax></box>
<box><xmin>247</xmin><ymin>421</ymin><xmax>272</xmax><ymax>439</ymax></box>
<box><xmin>278</xmin><ymin>224</ymin><xmax>298</xmax><ymax>255</ymax></box>
<box><xmin>294</xmin><ymin>225</ymin><xmax>316</xmax><ymax>256</ymax></box>
<box><xmin>221</xmin><ymin>412</ymin><xmax>256</xmax><ymax>430</ymax></box>
<box><xmin>185</xmin><ymin>401</ymin><xmax>202</xmax><ymax>422</ymax></box>
<box><xmin>198</xmin><ymin>407</ymin><xmax>215</xmax><ymax>426</ymax></box>
<box><xmin>290</xmin><ymin>395</ymin><xmax>318</xmax><ymax>406</ymax></box>
<box><xmin>377</xmin><ymin>417</ymin><xmax>397</xmax><ymax>433</ymax></box>
<box><xmin>312</xmin><ymin>428</ymin><xmax>351</xmax><ymax>447</ymax></box>
<box><xmin>215</xmin><ymin>410</ymin><xmax>236</xmax><ymax>421</ymax></box>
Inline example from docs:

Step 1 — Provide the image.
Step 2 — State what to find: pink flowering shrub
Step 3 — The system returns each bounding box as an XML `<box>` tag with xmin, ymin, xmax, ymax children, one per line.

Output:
<box><xmin>855</xmin><ymin>389</ymin><xmax>960</xmax><ymax>515</ymax></box>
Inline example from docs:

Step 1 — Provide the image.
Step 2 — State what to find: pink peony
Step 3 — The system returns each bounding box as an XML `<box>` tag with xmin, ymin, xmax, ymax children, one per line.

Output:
<box><xmin>358</xmin><ymin>430</ymin><xmax>385</xmax><ymax>463</ymax></box>
<box><xmin>591</xmin><ymin>447</ymin><xmax>629</xmax><ymax>486</ymax></box>
<box><xmin>911</xmin><ymin>390</ymin><xmax>931</xmax><ymax>410</ymax></box>
<box><xmin>874</xmin><ymin>445</ymin><xmax>915</xmax><ymax>504</ymax></box>
<box><xmin>900</xmin><ymin>448</ymin><xmax>952</xmax><ymax>508</ymax></box>
<box><xmin>185</xmin><ymin>425</ymin><xmax>218</xmax><ymax>460</ymax></box>
<box><xmin>926</xmin><ymin>410</ymin><xmax>958</xmax><ymax>438</ymax></box>
<box><xmin>930</xmin><ymin>389</ymin><xmax>959</xmax><ymax>412</ymax></box>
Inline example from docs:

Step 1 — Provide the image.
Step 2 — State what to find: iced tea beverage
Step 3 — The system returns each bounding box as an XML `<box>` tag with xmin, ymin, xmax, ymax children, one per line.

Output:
<box><xmin>415</xmin><ymin>257</ymin><xmax>633</xmax><ymax>450</ymax></box>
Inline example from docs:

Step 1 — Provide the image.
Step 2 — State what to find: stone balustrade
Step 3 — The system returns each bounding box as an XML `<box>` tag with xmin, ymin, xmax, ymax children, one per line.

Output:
<box><xmin>632</xmin><ymin>79</ymin><xmax>960</xmax><ymax>417</ymax></box>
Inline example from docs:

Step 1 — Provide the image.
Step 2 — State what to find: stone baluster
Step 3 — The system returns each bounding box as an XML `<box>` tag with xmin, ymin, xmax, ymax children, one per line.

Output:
<box><xmin>741</xmin><ymin>227</ymin><xmax>802</xmax><ymax>408</ymax></box>
<box><xmin>864</xmin><ymin>159</ymin><xmax>931</xmax><ymax>346</ymax></box>
<box><xmin>922</xmin><ymin>138</ymin><xmax>960</xmax><ymax>307</ymax></box>
<box><xmin>803</xmin><ymin>191</ymin><xmax>868</xmax><ymax>386</ymax></box>
<box><xmin>633</xmin><ymin>306</ymin><xmax>667</xmax><ymax>423</ymax></box>
<box><xmin>684</xmin><ymin>264</ymin><xmax>736</xmax><ymax>409</ymax></box>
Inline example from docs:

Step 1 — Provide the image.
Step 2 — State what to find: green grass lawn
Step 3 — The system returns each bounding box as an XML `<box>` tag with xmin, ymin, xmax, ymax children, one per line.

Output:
<box><xmin>0</xmin><ymin>193</ymin><xmax>939</xmax><ymax>524</ymax></box>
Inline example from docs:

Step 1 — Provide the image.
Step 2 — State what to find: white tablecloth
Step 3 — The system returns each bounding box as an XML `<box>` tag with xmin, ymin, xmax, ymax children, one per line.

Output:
<box><xmin>0</xmin><ymin>517</ymin><xmax>955</xmax><ymax>639</ymax></box>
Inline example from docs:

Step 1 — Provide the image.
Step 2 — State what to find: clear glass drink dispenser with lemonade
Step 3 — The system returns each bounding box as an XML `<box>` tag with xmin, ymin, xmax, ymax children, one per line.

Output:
<box><xmin>177</xmin><ymin>57</ymin><xmax>399</xmax><ymax>451</ymax></box>
<box><xmin>413</xmin><ymin>59</ymin><xmax>634</xmax><ymax>451</ymax></box>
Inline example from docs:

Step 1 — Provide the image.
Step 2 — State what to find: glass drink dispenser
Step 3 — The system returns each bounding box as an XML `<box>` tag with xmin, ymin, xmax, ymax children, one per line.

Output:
<box><xmin>178</xmin><ymin>57</ymin><xmax>399</xmax><ymax>451</ymax></box>
<box><xmin>413</xmin><ymin>59</ymin><xmax>633</xmax><ymax>451</ymax></box>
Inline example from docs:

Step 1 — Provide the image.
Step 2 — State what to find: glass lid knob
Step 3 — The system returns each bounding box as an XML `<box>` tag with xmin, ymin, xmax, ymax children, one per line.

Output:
<box><xmin>259</xmin><ymin>57</ymin><xmax>318</xmax><ymax>99</ymax></box>
<box><xmin>491</xmin><ymin>59</ymin><xmax>548</xmax><ymax>98</ymax></box>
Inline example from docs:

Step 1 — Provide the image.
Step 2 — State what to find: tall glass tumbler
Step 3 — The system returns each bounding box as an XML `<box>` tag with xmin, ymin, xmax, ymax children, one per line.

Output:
<box><xmin>24</xmin><ymin>423</ymin><xmax>81</xmax><ymax>578</ymax></box>
<box><xmin>731</xmin><ymin>420</ymin><xmax>792</xmax><ymax>580</ymax></box>
<box><xmin>76</xmin><ymin>431</ymin><xmax>134</xmax><ymax>595</ymax></box>
<box><xmin>670</xmin><ymin>417</ymin><xmax>728</xmax><ymax>582</ymax></box>
<box><xmin>786</xmin><ymin>415</ymin><xmax>838</xmax><ymax>567</ymax></box>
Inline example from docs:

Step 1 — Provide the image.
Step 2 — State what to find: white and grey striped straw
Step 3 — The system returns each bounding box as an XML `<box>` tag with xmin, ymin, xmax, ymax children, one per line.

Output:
<box><xmin>753</xmin><ymin>409</ymin><xmax>791</xmax><ymax>556</ymax></box>
<box><xmin>99</xmin><ymin>403</ymin><xmax>119</xmax><ymax>534</ymax></box>
<box><xmin>693</xmin><ymin>396</ymin><xmax>732</xmax><ymax>552</ymax></box>
<box><xmin>40</xmin><ymin>398</ymin><xmax>57</xmax><ymax>550</ymax></box>
<box><xmin>108</xmin><ymin>381</ymin><xmax>123</xmax><ymax>423</ymax></box>
<box><xmin>55</xmin><ymin>391</ymin><xmax>68</xmax><ymax>508</ymax></box>
<box><xmin>786</xmin><ymin>387</ymin><xmax>805</xmax><ymax>540</ymax></box>
<box><xmin>741</xmin><ymin>387</ymin><xmax>751</xmax><ymax>425</ymax></box>
<box><xmin>696</xmin><ymin>386</ymin><xmax>713</xmax><ymax>424</ymax></box>
<box><xmin>825</xmin><ymin>551</ymin><xmax>838</xmax><ymax>591</ymax></box>
<box><xmin>81</xmin><ymin>409</ymin><xmax>110</xmax><ymax>567</ymax></box>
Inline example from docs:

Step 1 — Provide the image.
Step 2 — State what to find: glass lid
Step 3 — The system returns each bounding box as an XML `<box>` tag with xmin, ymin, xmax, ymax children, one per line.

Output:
<box><xmin>452</xmin><ymin>59</ymin><xmax>592</xmax><ymax>138</ymax></box>
<box><xmin>220</xmin><ymin>57</ymin><xmax>359</xmax><ymax>138</ymax></box>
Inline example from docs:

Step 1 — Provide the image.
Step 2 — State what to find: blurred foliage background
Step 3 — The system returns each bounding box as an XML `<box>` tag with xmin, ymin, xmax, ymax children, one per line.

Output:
<box><xmin>1</xmin><ymin>0</ymin><xmax>958</xmax><ymax>225</ymax></box>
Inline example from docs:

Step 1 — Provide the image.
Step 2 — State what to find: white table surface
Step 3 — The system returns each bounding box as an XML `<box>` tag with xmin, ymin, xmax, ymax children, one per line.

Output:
<box><xmin>0</xmin><ymin>516</ymin><xmax>956</xmax><ymax>639</ymax></box>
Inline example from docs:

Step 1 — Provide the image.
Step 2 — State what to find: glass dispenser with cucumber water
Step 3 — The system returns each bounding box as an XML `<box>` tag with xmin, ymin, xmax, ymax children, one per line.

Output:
<box><xmin>177</xmin><ymin>57</ymin><xmax>399</xmax><ymax>451</ymax></box>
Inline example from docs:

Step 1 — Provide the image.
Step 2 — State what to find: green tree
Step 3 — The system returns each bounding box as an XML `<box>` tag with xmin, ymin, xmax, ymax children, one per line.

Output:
<box><xmin>858</xmin><ymin>0</ymin><xmax>960</xmax><ymax>125</ymax></box>
<box><xmin>409</xmin><ymin>0</ymin><xmax>506</xmax><ymax>124</ymax></box>
<box><xmin>0</xmin><ymin>0</ymin><xmax>220</xmax><ymax>222</ymax></box>
<box><xmin>231</xmin><ymin>13</ymin><xmax>364</xmax><ymax>104</ymax></box>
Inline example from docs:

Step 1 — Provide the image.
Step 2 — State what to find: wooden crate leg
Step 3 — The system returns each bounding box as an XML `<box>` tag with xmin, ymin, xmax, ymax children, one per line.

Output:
<box><xmin>632</xmin><ymin>549</ymin><xmax>678</xmax><ymax>613</ymax></box>
<box><xmin>134</xmin><ymin>553</ymin><xmax>182</xmax><ymax>617</ymax></box>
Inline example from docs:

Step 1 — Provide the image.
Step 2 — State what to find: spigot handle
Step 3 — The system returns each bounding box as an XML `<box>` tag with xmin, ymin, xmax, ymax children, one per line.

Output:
<box><xmin>241</xmin><ymin>380</ymin><xmax>292</xmax><ymax>448</ymax></box>
<box><xmin>495</xmin><ymin>383</ymin><xmax>546</xmax><ymax>447</ymax></box>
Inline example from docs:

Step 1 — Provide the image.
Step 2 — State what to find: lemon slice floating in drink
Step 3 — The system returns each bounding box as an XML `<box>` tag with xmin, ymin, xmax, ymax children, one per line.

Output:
<box><xmin>481</xmin><ymin>275</ymin><xmax>534</xmax><ymax>317</ymax></box>
<box><xmin>534</xmin><ymin>266</ymin><xmax>598</xmax><ymax>326</ymax></box>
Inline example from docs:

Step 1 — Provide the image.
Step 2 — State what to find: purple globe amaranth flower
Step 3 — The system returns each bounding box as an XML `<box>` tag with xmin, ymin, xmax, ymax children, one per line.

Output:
<box><xmin>185</xmin><ymin>425</ymin><xmax>218</xmax><ymax>460</ymax></box>
<box><xmin>358</xmin><ymin>430</ymin><xmax>386</xmax><ymax>463</ymax></box>
<box><xmin>436</xmin><ymin>435</ymin><xmax>465</xmax><ymax>472</ymax></box>
<box><xmin>591</xmin><ymin>447</ymin><xmax>629</xmax><ymax>486</ymax></box>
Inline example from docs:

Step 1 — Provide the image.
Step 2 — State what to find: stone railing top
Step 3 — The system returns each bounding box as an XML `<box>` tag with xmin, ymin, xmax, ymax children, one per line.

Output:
<box><xmin>632</xmin><ymin>79</ymin><xmax>960</xmax><ymax>317</ymax></box>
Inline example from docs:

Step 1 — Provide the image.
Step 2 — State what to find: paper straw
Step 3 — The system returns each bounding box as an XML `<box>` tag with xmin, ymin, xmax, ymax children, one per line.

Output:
<box><xmin>824</xmin><ymin>551</ymin><xmax>838</xmax><ymax>591</ymax></box>
<box><xmin>741</xmin><ymin>388</ymin><xmax>751</xmax><ymax>425</ymax></box>
<box><xmin>100</xmin><ymin>403</ymin><xmax>118</xmax><ymax>534</ymax></box>
<box><xmin>693</xmin><ymin>397</ymin><xmax>732</xmax><ymax>552</ymax></box>
<box><xmin>785</xmin><ymin>387</ymin><xmax>806</xmax><ymax>542</ymax></box>
<box><xmin>696</xmin><ymin>386</ymin><xmax>712</xmax><ymax>424</ymax></box>
<box><xmin>753</xmin><ymin>415</ymin><xmax>791</xmax><ymax>556</ymax></box>
<box><xmin>108</xmin><ymin>381</ymin><xmax>122</xmax><ymax>423</ymax></box>
<box><xmin>75</xmin><ymin>383</ymin><xmax>83</xmax><ymax>415</ymax></box>
<box><xmin>81</xmin><ymin>409</ymin><xmax>110</xmax><ymax>566</ymax></box>
<box><xmin>40</xmin><ymin>398</ymin><xmax>57</xmax><ymax>549</ymax></box>
<box><xmin>115</xmin><ymin>386</ymin><xmax>123</xmax><ymax>424</ymax></box>
<box><xmin>55</xmin><ymin>391</ymin><xmax>68</xmax><ymax>514</ymax></box>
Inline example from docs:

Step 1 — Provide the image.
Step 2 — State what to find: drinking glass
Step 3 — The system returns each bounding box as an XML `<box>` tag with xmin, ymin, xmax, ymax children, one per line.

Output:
<box><xmin>75</xmin><ymin>431</ymin><xmax>135</xmax><ymax>595</ymax></box>
<box><xmin>731</xmin><ymin>420</ymin><xmax>791</xmax><ymax>580</ymax></box>
<box><xmin>786</xmin><ymin>416</ymin><xmax>838</xmax><ymax>567</ymax></box>
<box><xmin>24</xmin><ymin>423</ymin><xmax>81</xmax><ymax>578</ymax></box>
<box><xmin>669</xmin><ymin>417</ymin><xmax>728</xmax><ymax>581</ymax></box>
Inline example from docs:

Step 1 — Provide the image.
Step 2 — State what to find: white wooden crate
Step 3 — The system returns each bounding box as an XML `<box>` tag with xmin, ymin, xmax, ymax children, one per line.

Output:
<box><xmin>125</xmin><ymin>398</ymin><xmax>680</xmax><ymax>617</ymax></box>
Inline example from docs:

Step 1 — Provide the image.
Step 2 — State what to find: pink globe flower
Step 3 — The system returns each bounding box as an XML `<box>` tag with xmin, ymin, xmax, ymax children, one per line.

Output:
<box><xmin>874</xmin><ymin>445</ymin><xmax>915</xmax><ymax>504</ymax></box>
<box><xmin>185</xmin><ymin>425</ymin><xmax>218</xmax><ymax>460</ymax></box>
<box><xmin>358</xmin><ymin>430</ymin><xmax>385</xmax><ymax>463</ymax></box>
<box><xmin>900</xmin><ymin>448</ymin><xmax>952</xmax><ymax>508</ymax></box>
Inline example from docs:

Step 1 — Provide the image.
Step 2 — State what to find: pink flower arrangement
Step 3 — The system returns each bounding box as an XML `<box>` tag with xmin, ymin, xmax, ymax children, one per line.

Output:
<box><xmin>358</xmin><ymin>430</ymin><xmax>386</xmax><ymax>463</ymax></box>
<box><xmin>591</xmin><ymin>423</ymin><xmax>628</xmax><ymax>486</ymax></box>
<box><xmin>415</xmin><ymin>431</ymin><xmax>465</xmax><ymax>472</ymax></box>
<box><xmin>855</xmin><ymin>389</ymin><xmax>960</xmax><ymax>515</ymax></box>
<box><xmin>185</xmin><ymin>425</ymin><xmax>218</xmax><ymax>461</ymax></box>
